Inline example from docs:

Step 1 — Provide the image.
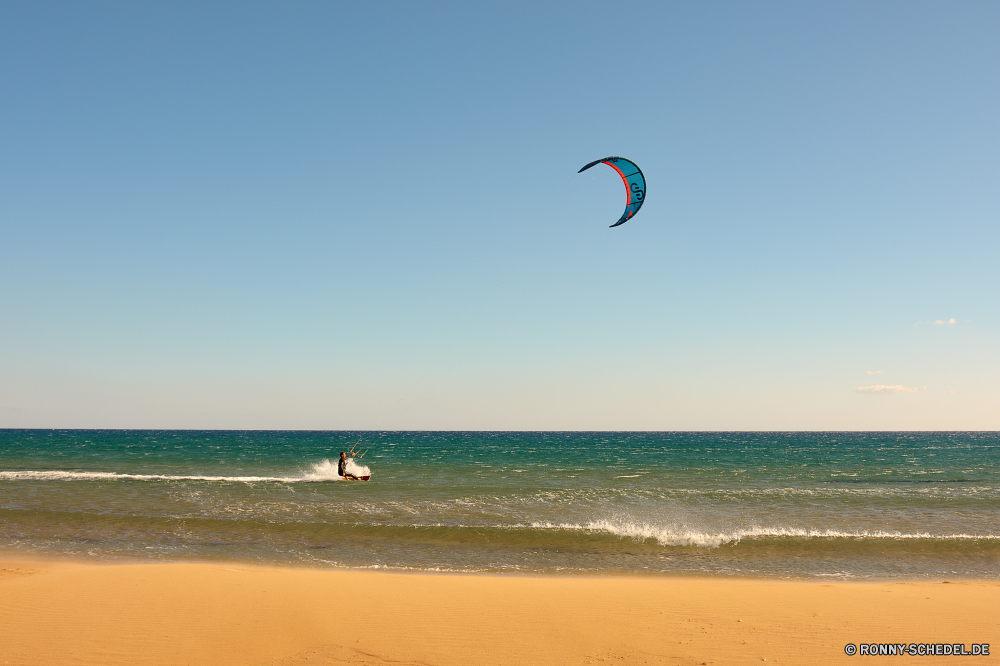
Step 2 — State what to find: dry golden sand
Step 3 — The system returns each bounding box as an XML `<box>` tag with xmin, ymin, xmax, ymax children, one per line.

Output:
<box><xmin>0</xmin><ymin>557</ymin><xmax>997</xmax><ymax>666</ymax></box>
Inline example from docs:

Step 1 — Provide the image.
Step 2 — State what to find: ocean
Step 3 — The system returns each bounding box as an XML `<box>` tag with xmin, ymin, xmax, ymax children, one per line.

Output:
<box><xmin>1</xmin><ymin>430</ymin><xmax>997</xmax><ymax>579</ymax></box>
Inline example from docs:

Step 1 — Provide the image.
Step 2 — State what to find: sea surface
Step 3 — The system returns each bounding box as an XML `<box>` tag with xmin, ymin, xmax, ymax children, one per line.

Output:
<box><xmin>1</xmin><ymin>430</ymin><xmax>998</xmax><ymax>579</ymax></box>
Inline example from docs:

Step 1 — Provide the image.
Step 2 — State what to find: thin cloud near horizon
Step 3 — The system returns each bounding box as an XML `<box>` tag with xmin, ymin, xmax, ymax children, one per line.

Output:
<box><xmin>856</xmin><ymin>385</ymin><xmax>922</xmax><ymax>394</ymax></box>
<box><xmin>913</xmin><ymin>318</ymin><xmax>961</xmax><ymax>327</ymax></box>
<box><xmin>865</xmin><ymin>370</ymin><xmax>883</xmax><ymax>375</ymax></box>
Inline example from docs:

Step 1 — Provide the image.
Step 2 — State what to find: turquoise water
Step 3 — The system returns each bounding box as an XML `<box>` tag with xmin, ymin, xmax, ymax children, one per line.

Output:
<box><xmin>1</xmin><ymin>430</ymin><xmax>998</xmax><ymax>578</ymax></box>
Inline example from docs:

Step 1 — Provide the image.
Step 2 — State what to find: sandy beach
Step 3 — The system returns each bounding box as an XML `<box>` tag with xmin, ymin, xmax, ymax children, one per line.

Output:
<box><xmin>0</xmin><ymin>556</ymin><xmax>996</xmax><ymax>666</ymax></box>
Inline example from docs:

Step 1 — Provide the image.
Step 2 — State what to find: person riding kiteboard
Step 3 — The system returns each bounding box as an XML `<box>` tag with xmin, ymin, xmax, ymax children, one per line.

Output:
<box><xmin>338</xmin><ymin>451</ymin><xmax>360</xmax><ymax>480</ymax></box>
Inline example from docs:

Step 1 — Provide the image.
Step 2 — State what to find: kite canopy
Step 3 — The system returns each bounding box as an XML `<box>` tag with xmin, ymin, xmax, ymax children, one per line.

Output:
<box><xmin>578</xmin><ymin>156</ymin><xmax>646</xmax><ymax>227</ymax></box>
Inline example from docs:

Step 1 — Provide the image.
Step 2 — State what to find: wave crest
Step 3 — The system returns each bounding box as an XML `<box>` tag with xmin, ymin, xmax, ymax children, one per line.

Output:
<box><xmin>528</xmin><ymin>520</ymin><xmax>1000</xmax><ymax>548</ymax></box>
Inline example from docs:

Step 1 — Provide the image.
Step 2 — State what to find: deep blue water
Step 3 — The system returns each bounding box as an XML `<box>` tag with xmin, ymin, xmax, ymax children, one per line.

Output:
<box><xmin>1</xmin><ymin>430</ymin><xmax>998</xmax><ymax>578</ymax></box>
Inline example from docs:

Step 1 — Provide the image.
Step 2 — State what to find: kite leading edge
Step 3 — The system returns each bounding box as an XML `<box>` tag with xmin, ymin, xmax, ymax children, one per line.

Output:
<box><xmin>578</xmin><ymin>156</ymin><xmax>646</xmax><ymax>227</ymax></box>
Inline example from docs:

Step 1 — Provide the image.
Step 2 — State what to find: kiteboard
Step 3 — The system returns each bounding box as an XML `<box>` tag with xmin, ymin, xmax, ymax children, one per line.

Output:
<box><xmin>343</xmin><ymin>475</ymin><xmax>371</xmax><ymax>481</ymax></box>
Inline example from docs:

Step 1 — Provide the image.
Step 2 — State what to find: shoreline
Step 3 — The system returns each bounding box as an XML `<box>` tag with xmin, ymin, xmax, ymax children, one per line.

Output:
<box><xmin>2</xmin><ymin>554</ymin><xmax>997</xmax><ymax>665</ymax></box>
<box><xmin>3</xmin><ymin>548</ymin><xmax>997</xmax><ymax>582</ymax></box>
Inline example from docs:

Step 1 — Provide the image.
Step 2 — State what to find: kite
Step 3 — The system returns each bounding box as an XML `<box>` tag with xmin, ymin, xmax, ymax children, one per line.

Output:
<box><xmin>578</xmin><ymin>156</ymin><xmax>646</xmax><ymax>227</ymax></box>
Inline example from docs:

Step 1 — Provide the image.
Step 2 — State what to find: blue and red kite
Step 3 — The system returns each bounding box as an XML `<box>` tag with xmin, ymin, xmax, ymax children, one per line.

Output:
<box><xmin>578</xmin><ymin>156</ymin><xmax>646</xmax><ymax>228</ymax></box>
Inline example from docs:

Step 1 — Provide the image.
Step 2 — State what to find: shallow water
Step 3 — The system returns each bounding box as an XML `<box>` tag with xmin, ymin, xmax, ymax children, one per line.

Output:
<box><xmin>1</xmin><ymin>430</ymin><xmax>997</xmax><ymax>578</ymax></box>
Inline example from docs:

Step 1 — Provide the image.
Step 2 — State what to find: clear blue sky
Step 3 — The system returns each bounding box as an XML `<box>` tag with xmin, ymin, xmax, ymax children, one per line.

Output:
<box><xmin>2</xmin><ymin>2</ymin><xmax>997</xmax><ymax>430</ymax></box>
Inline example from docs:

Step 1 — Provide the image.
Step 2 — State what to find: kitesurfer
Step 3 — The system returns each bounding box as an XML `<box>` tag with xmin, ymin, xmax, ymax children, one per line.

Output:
<box><xmin>338</xmin><ymin>451</ymin><xmax>359</xmax><ymax>480</ymax></box>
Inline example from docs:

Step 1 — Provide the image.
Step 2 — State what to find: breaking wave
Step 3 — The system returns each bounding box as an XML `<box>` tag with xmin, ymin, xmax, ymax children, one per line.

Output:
<box><xmin>528</xmin><ymin>520</ymin><xmax>1000</xmax><ymax>548</ymax></box>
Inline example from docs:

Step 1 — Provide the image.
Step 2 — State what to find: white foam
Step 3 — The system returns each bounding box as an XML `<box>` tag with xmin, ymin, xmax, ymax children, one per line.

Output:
<box><xmin>528</xmin><ymin>520</ymin><xmax>1000</xmax><ymax>548</ymax></box>
<box><xmin>346</xmin><ymin>459</ymin><xmax>372</xmax><ymax>477</ymax></box>
<box><xmin>299</xmin><ymin>459</ymin><xmax>343</xmax><ymax>481</ymax></box>
<box><xmin>0</xmin><ymin>470</ymin><xmax>298</xmax><ymax>482</ymax></box>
